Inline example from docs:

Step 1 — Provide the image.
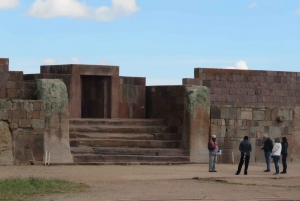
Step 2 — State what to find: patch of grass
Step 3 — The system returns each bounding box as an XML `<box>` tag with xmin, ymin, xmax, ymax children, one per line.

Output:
<box><xmin>0</xmin><ymin>177</ymin><xmax>89</xmax><ymax>201</ymax></box>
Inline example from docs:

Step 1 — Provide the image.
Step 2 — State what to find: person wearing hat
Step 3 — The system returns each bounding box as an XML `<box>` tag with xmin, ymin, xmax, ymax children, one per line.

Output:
<box><xmin>261</xmin><ymin>134</ymin><xmax>273</xmax><ymax>172</ymax></box>
<box><xmin>208</xmin><ymin>135</ymin><xmax>219</xmax><ymax>172</ymax></box>
<box><xmin>235</xmin><ymin>136</ymin><xmax>252</xmax><ymax>175</ymax></box>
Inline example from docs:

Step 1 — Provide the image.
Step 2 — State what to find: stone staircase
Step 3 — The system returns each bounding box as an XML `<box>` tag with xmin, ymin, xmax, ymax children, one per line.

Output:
<box><xmin>69</xmin><ymin>118</ymin><xmax>190</xmax><ymax>165</ymax></box>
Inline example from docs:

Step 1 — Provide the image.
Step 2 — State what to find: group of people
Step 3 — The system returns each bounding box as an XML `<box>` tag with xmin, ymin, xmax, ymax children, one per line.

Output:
<box><xmin>207</xmin><ymin>134</ymin><xmax>288</xmax><ymax>175</ymax></box>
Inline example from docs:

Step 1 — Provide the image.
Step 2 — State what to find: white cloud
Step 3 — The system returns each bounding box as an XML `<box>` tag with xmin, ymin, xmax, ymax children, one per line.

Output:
<box><xmin>223</xmin><ymin>60</ymin><xmax>249</xmax><ymax>70</ymax></box>
<box><xmin>27</xmin><ymin>0</ymin><xmax>140</xmax><ymax>21</ymax></box>
<box><xmin>297</xmin><ymin>8</ymin><xmax>300</xmax><ymax>14</ymax></box>
<box><xmin>0</xmin><ymin>0</ymin><xmax>19</xmax><ymax>9</ymax></box>
<box><xmin>42</xmin><ymin>57</ymin><xmax>81</xmax><ymax>65</ymax></box>
<box><xmin>249</xmin><ymin>2</ymin><xmax>256</xmax><ymax>8</ymax></box>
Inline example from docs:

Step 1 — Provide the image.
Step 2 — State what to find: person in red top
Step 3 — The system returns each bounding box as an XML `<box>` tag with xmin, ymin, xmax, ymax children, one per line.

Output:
<box><xmin>207</xmin><ymin>135</ymin><xmax>218</xmax><ymax>172</ymax></box>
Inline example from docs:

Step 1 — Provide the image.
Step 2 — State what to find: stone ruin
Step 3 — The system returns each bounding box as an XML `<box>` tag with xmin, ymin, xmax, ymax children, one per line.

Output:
<box><xmin>1</xmin><ymin>57</ymin><xmax>300</xmax><ymax>165</ymax></box>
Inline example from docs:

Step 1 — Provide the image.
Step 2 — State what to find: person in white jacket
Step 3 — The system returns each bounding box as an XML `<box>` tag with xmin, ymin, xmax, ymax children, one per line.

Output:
<box><xmin>271</xmin><ymin>138</ymin><xmax>282</xmax><ymax>175</ymax></box>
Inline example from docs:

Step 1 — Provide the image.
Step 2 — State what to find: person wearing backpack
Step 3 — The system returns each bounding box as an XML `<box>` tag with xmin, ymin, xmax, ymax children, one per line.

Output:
<box><xmin>208</xmin><ymin>135</ymin><xmax>218</xmax><ymax>172</ymax></box>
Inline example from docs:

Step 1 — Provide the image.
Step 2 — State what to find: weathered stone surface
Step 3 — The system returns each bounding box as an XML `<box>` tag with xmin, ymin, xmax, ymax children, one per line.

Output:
<box><xmin>36</xmin><ymin>79</ymin><xmax>73</xmax><ymax>164</ymax></box>
<box><xmin>0</xmin><ymin>121</ymin><xmax>13</xmax><ymax>165</ymax></box>
<box><xmin>253</xmin><ymin>110</ymin><xmax>265</xmax><ymax>120</ymax></box>
<box><xmin>292</xmin><ymin>107</ymin><xmax>300</xmax><ymax>162</ymax></box>
<box><xmin>13</xmin><ymin>128</ymin><xmax>34</xmax><ymax>165</ymax></box>
<box><xmin>210</xmin><ymin>106</ymin><xmax>221</xmax><ymax>119</ymax></box>
<box><xmin>241</xmin><ymin>111</ymin><xmax>252</xmax><ymax>120</ymax></box>
<box><xmin>182</xmin><ymin>86</ymin><xmax>210</xmax><ymax>163</ymax></box>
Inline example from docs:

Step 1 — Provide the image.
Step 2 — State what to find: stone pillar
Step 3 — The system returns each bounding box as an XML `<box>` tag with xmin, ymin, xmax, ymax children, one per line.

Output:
<box><xmin>182</xmin><ymin>86</ymin><xmax>210</xmax><ymax>163</ymax></box>
<box><xmin>292</xmin><ymin>107</ymin><xmax>300</xmax><ymax>162</ymax></box>
<box><xmin>36</xmin><ymin>79</ymin><xmax>73</xmax><ymax>164</ymax></box>
<box><xmin>0</xmin><ymin>121</ymin><xmax>13</xmax><ymax>165</ymax></box>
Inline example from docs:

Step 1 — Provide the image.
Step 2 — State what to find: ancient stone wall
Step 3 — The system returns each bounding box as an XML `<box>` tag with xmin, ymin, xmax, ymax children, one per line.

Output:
<box><xmin>183</xmin><ymin>68</ymin><xmax>300</xmax><ymax>107</ymax></box>
<box><xmin>0</xmin><ymin>99</ymin><xmax>45</xmax><ymax>165</ymax></box>
<box><xmin>0</xmin><ymin>58</ymin><xmax>36</xmax><ymax>100</ymax></box>
<box><xmin>118</xmin><ymin>76</ymin><xmax>146</xmax><ymax>118</ymax></box>
<box><xmin>146</xmin><ymin>86</ymin><xmax>185</xmax><ymax>134</ymax></box>
<box><xmin>210</xmin><ymin>105</ymin><xmax>298</xmax><ymax>164</ymax></box>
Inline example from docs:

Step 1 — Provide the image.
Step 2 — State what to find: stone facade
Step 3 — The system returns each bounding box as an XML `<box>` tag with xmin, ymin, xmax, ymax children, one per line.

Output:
<box><xmin>183</xmin><ymin>68</ymin><xmax>300</xmax><ymax>107</ymax></box>
<box><xmin>3</xmin><ymin>56</ymin><xmax>300</xmax><ymax>165</ymax></box>
<box><xmin>0</xmin><ymin>99</ymin><xmax>45</xmax><ymax>165</ymax></box>
<box><xmin>210</xmin><ymin>105</ymin><xmax>296</xmax><ymax>163</ymax></box>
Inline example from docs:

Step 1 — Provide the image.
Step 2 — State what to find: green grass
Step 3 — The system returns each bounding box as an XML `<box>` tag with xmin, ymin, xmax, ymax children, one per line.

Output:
<box><xmin>0</xmin><ymin>177</ymin><xmax>89</xmax><ymax>201</ymax></box>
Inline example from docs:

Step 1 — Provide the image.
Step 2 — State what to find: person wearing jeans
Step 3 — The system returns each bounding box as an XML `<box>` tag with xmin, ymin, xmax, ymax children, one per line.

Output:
<box><xmin>208</xmin><ymin>135</ymin><xmax>218</xmax><ymax>172</ymax></box>
<box><xmin>272</xmin><ymin>138</ymin><xmax>282</xmax><ymax>175</ymax></box>
<box><xmin>261</xmin><ymin>134</ymin><xmax>273</xmax><ymax>172</ymax></box>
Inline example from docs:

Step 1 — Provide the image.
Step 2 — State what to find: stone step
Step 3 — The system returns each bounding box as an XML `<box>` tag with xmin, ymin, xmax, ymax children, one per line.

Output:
<box><xmin>69</xmin><ymin>118</ymin><xmax>165</xmax><ymax>126</ymax></box>
<box><xmin>70</xmin><ymin>139</ymin><xmax>180</xmax><ymax>148</ymax></box>
<box><xmin>69</xmin><ymin>132</ymin><xmax>155</xmax><ymax>140</ymax></box>
<box><xmin>69</xmin><ymin>132</ymin><xmax>181</xmax><ymax>140</ymax></box>
<box><xmin>71</xmin><ymin>147</ymin><xmax>189</xmax><ymax>156</ymax></box>
<box><xmin>75</xmin><ymin>162</ymin><xmax>192</xmax><ymax>165</ymax></box>
<box><xmin>72</xmin><ymin>154</ymin><xmax>190</xmax><ymax>163</ymax></box>
<box><xmin>69</xmin><ymin>125</ymin><xmax>168</xmax><ymax>134</ymax></box>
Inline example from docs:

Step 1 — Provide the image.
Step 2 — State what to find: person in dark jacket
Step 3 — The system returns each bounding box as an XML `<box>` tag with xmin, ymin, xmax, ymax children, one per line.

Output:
<box><xmin>207</xmin><ymin>135</ymin><xmax>219</xmax><ymax>172</ymax></box>
<box><xmin>235</xmin><ymin>136</ymin><xmax>252</xmax><ymax>175</ymax></box>
<box><xmin>281</xmin><ymin>137</ymin><xmax>288</xmax><ymax>174</ymax></box>
<box><xmin>261</xmin><ymin>134</ymin><xmax>273</xmax><ymax>172</ymax></box>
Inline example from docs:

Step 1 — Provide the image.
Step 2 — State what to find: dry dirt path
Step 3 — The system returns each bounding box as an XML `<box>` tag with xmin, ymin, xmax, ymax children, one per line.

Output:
<box><xmin>1</xmin><ymin>163</ymin><xmax>300</xmax><ymax>201</ymax></box>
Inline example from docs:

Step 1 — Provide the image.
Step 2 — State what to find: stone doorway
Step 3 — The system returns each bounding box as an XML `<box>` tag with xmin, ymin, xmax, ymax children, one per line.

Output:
<box><xmin>81</xmin><ymin>76</ymin><xmax>112</xmax><ymax>118</ymax></box>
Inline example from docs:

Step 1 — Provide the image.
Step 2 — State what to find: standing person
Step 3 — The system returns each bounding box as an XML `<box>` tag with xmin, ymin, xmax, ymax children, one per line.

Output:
<box><xmin>261</xmin><ymin>134</ymin><xmax>273</xmax><ymax>172</ymax></box>
<box><xmin>281</xmin><ymin>137</ymin><xmax>288</xmax><ymax>174</ymax></box>
<box><xmin>235</xmin><ymin>136</ymin><xmax>252</xmax><ymax>175</ymax></box>
<box><xmin>208</xmin><ymin>135</ymin><xmax>218</xmax><ymax>172</ymax></box>
<box><xmin>271</xmin><ymin>138</ymin><xmax>282</xmax><ymax>175</ymax></box>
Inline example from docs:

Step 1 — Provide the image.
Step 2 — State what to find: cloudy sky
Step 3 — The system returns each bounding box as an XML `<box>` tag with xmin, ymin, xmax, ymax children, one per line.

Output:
<box><xmin>1</xmin><ymin>0</ymin><xmax>300</xmax><ymax>85</ymax></box>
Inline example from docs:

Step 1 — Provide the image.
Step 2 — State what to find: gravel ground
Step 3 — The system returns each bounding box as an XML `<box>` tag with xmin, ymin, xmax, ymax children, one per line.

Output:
<box><xmin>1</xmin><ymin>162</ymin><xmax>300</xmax><ymax>201</ymax></box>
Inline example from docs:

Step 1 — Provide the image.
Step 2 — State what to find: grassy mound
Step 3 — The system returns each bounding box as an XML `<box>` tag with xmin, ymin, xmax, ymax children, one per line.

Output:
<box><xmin>0</xmin><ymin>177</ymin><xmax>88</xmax><ymax>201</ymax></box>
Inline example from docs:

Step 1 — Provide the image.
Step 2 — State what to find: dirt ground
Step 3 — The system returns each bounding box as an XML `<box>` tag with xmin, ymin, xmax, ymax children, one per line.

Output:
<box><xmin>1</xmin><ymin>163</ymin><xmax>300</xmax><ymax>201</ymax></box>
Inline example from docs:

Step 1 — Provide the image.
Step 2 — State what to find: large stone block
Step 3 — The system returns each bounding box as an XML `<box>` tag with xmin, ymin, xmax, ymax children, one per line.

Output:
<box><xmin>182</xmin><ymin>86</ymin><xmax>210</xmax><ymax>163</ymax></box>
<box><xmin>241</xmin><ymin>111</ymin><xmax>252</xmax><ymax>120</ymax></box>
<box><xmin>36</xmin><ymin>79</ymin><xmax>73</xmax><ymax>164</ymax></box>
<box><xmin>221</xmin><ymin>107</ymin><xmax>229</xmax><ymax>119</ymax></box>
<box><xmin>269</xmin><ymin>127</ymin><xmax>281</xmax><ymax>139</ymax></box>
<box><xmin>13</xmin><ymin>129</ymin><xmax>34</xmax><ymax>165</ymax></box>
<box><xmin>210</xmin><ymin>106</ymin><xmax>221</xmax><ymax>119</ymax></box>
<box><xmin>253</xmin><ymin>110</ymin><xmax>265</xmax><ymax>120</ymax></box>
<box><xmin>0</xmin><ymin>121</ymin><xmax>13</xmax><ymax>165</ymax></box>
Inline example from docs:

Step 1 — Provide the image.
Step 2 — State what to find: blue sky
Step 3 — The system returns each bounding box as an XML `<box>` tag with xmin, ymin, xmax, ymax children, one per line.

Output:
<box><xmin>0</xmin><ymin>0</ymin><xmax>300</xmax><ymax>85</ymax></box>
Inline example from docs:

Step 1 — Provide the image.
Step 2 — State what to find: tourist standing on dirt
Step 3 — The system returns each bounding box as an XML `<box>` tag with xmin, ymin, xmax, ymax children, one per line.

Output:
<box><xmin>271</xmin><ymin>138</ymin><xmax>282</xmax><ymax>175</ymax></box>
<box><xmin>235</xmin><ymin>136</ymin><xmax>252</xmax><ymax>175</ymax></box>
<box><xmin>281</xmin><ymin>137</ymin><xmax>288</xmax><ymax>174</ymax></box>
<box><xmin>208</xmin><ymin>135</ymin><xmax>218</xmax><ymax>172</ymax></box>
<box><xmin>261</xmin><ymin>134</ymin><xmax>273</xmax><ymax>172</ymax></box>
